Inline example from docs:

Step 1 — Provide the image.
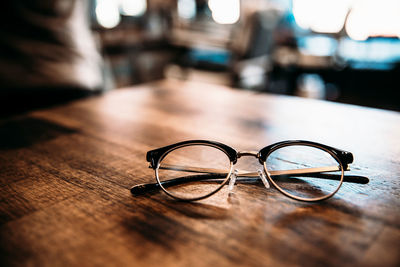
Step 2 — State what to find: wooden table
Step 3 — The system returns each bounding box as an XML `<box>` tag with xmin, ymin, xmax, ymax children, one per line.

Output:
<box><xmin>1</xmin><ymin>79</ymin><xmax>399</xmax><ymax>266</ymax></box>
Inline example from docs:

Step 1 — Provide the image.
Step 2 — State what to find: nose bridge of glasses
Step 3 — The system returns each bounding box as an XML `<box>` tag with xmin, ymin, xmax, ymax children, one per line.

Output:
<box><xmin>237</xmin><ymin>151</ymin><xmax>259</xmax><ymax>159</ymax></box>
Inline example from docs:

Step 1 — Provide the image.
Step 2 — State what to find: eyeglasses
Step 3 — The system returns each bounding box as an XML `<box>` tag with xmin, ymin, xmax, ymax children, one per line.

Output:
<box><xmin>131</xmin><ymin>140</ymin><xmax>368</xmax><ymax>202</ymax></box>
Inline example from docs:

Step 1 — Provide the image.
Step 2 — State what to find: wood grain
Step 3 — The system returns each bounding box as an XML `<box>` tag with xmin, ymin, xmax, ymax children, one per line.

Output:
<box><xmin>0</xmin><ymin>79</ymin><xmax>399</xmax><ymax>266</ymax></box>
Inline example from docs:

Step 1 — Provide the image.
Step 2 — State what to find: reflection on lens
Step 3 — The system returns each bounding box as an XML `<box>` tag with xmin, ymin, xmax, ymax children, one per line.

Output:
<box><xmin>264</xmin><ymin>145</ymin><xmax>343</xmax><ymax>201</ymax></box>
<box><xmin>157</xmin><ymin>144</ymin><xmax>232</xmax><ymax>200</ymax></box>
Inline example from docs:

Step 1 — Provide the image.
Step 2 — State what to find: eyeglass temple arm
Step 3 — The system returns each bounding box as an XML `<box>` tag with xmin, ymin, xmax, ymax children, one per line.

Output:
<box><xmin>158</xmin><ymin>164</ymin><xmax>348</xmax><ymax>178</ymax></box>
<box><xmin>130</xmin><ymin>173</ymin><xmax>227</xmax><ymax>196</ymax></box>
<box><xmin>130</xmin><ymin>164</ymin><xmax>369</xmax><ymax>195</ymax></box>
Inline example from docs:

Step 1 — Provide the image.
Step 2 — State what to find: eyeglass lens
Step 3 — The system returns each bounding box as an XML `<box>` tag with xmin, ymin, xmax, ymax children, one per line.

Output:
<box><xmin>265</xmin><ymin>145</ymin><xmax>343</xmax><ymax>200</ymax></box>
<box><xmin>156</xmin><ymin>145</ymin><xmax>232</xmax><ymax>199</ymax></box>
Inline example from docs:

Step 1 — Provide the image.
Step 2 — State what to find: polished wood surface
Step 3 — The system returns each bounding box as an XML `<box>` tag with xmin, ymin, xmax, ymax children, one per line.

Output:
<box><xmin>1</xmin><ymin>79</ymin><xmax>399</xmax><ymax>266</ymax></box>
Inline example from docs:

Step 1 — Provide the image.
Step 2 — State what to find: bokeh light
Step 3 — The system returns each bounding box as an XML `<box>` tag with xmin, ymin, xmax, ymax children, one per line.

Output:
<box><xmin>208</xmin><ymin>0</ymin><xmax>240</xmax><ymax>24</ymax></box>
<box><xmin>96</xmin><ymin>0</ymin><xmax>121</xmax><ymax>29</ymax></box>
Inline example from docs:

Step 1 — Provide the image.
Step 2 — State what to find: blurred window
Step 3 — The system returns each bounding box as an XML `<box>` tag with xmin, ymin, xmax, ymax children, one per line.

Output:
<box><xmin>345</xmin><ymin>0</ymin><xmax>400</xmax><ymax>41</ymax></box>
<box><xmin>292</xmin><ymin>0</ymin><xmax>400</xmax><ymax>40</ymax></box>
<box><xmin>338</xmin><ymin>37</ymin><xmax>400</xmax><ymax>69</ymax></box>
<box><xmin>293</xmin><ymin>0</ymin><xmax>351</xmax><ymax>33</ymax></box>
<box><xmin>178</xmin><ymin>0</ymin><xmax>196</xmax><ymax>20</ymax></box>
<box><xmin>298</xmin><ymin>35</ymin><xmax>337</xmax><ymax>57</ymax></box>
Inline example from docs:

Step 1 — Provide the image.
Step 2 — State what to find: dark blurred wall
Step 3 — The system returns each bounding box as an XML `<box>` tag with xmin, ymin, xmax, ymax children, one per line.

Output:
<box><xmin>0</xmin><ymin>0</ymin><xmax>103</xmax><ymax>93</ymax></box>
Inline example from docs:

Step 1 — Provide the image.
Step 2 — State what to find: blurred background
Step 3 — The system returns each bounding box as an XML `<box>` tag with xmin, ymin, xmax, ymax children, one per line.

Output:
<box><xmin>1</xmin><ymin>0</ymin><xmax>400</xmax><ymax>111</ymax></box>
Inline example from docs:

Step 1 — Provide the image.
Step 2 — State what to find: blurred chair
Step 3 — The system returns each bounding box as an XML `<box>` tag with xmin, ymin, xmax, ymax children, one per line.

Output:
<box><xmin>230</xmin><ymin>7</ymin><xmax>283</xmax><ymax>89</ymax></box>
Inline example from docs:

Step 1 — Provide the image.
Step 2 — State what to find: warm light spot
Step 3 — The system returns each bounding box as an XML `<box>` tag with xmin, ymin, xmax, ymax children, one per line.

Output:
<box><xmin>96</xmin><ymin>0</ymin><xmax>121</xmax><ymax>29</ymax></box>
<box><xmin>208</xmin><ymin>0</ymin><xmax>240</xmax><ymax>24</ymax></box>
<box><xmin>120</xmin><ymin>0</ymin><xmax>147</xmax><ymax>16</ymax></box>
<box><xmin>346</xmin><ymin>0</ymin><xmax>400</xmax><ymax>41</ymax></box>
<box><xmin>178</xmin><ymin>0</ymin><xmax>196</xmax><ymax>20</ymax></box>
<box><xmin>293</xmin><ymin>0</ymin><xmax>351</xmax><ymax>33</ymax></box>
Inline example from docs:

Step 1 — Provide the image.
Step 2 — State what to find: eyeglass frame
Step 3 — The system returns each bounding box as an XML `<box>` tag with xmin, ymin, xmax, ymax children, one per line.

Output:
<box><xmin>132</xmin><ymin>140</ymin><xmax>360</xmax><ymax>202</ymax></box>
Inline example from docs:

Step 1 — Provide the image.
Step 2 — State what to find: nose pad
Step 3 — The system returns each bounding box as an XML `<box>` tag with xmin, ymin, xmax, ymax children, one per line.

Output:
<box><xmin>228</xmin><ymin>169</ymin><xmax>240</xmax><ymax>205</ymax></box>
<box><xmin>258</xmin><ymin>169</ymin><xmax>270</xmax><ymax>189</ymax></box>
<box><xmin>228</xmin><ymin>169</ymin><xmax>238</xmax><ymax>193</ymax></box>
